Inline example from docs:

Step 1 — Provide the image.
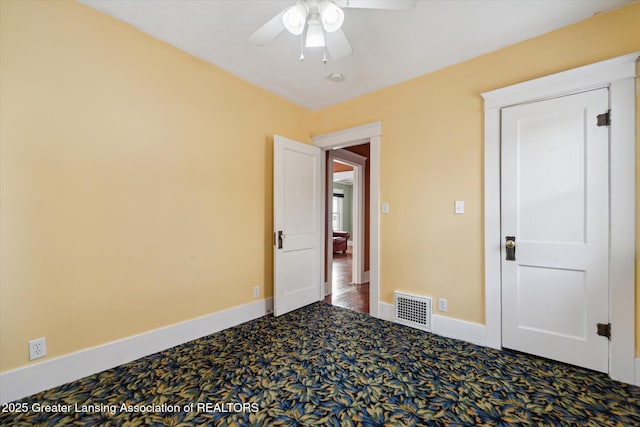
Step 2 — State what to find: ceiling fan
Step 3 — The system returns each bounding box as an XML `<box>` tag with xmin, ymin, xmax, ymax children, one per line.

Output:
<box><xmin>248</xmin><ymin>0</ymin><xmax>417</xmax><ymax>62</ymax></box>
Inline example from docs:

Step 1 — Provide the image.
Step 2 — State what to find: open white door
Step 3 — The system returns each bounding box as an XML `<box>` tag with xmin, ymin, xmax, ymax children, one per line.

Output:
<box><xmin>273</xmin><ymin>135</ymin><xmax>322</xmax><ymax>317</ymax></box>
<box><xmin>501</xmin><ymin>88</ymin><xmax>610</xmax><ymax>372</ymax></box>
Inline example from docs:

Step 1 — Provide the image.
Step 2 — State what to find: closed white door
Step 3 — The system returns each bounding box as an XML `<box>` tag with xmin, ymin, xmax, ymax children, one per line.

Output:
<box><xmin>273</xmin><ymin>135</ymin><xmax>322</xmax><ymax>317</ymax></box>
<box><xmin>501</xmin><ymin>88</ymin><xmax>610</xmax><ymax>372</ymax></box>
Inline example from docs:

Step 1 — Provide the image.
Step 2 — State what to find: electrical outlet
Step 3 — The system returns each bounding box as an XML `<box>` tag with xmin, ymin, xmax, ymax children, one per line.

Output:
<box><xmin>253</xmin><ymin>286</ymin><xmax>260</xmax><ymax>298</ymax></box>
<box><xmin>29</xmin><ymin>337</ymin><xmax>47</xmax><ymax>361</ymax></box>
<box><xmin>438</xmin><ymin>298</ymin><xmax>448</xmax><ymax>312</ymax></box>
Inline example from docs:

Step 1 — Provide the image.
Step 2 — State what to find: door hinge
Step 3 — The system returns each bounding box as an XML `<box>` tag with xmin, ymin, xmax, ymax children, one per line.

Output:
<box><xmin>597</xmin><ymin>323</ymin><xmax>611</xmax><ymax>340</ymax></box>
<box><xmin>596</xmin><ymin>110</ymin><xmax>611</xmax><ymax>127</ymax></box>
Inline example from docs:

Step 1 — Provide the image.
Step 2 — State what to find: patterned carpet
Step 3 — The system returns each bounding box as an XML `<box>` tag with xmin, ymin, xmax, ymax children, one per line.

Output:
<box><xmin>2</xmin><ymin>302</ymin><xmax>639</xmax><ymax>426</ymax></box>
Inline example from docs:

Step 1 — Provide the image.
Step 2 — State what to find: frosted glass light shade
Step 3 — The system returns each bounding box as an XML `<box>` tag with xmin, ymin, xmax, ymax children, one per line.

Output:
<box><xmin>305</xmin><ymin>20</ymin><xmax>325</xmax><ymax>47</ymax></box>
<box><xmin>283</xmin><ymin>3</ymin><xmax>308</xmax><ymax>35</ymax></box>
<box><xmin>319</xmin><ymin>1</ymin><xmax>344</xmax><ymax>33</ymax></box>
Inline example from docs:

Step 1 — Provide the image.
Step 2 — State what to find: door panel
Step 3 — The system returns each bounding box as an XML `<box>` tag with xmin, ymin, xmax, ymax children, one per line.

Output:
<box><xmin>273</xmin><ymin>136</ymin><xmax>322</xmax><ymax>317</ymax></box>
<box><xmin>501</xmin><ymin>88</ymin><xmax>609</xmax><ymax>372</ymax></box>
<box><xmin>516</xmin><ymin>108</ymin><xmax>586</xmax><ymax>243</ymax></box>
<box><xmin>516</xmin><ymin>266</ymin><xmax>586</xmax><ymax>340</ymax></box>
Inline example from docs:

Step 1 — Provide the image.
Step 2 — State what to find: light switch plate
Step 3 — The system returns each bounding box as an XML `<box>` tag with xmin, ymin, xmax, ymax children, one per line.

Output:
<box><xmin>382</xmin><ymin>202</ymin><xmax>390</xmax><ymax>214</ymax></box>
<box><xmin>455</xmin><ymin>200</ymin><xmax>464</xmax><ymax>214</ymax></box>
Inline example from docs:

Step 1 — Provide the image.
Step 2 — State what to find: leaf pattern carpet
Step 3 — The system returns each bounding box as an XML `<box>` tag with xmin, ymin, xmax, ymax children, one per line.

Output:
<box><xmin>2</xmin><ymin>302</ymin><xmax>639</xmax><ymax>426</ymax></box>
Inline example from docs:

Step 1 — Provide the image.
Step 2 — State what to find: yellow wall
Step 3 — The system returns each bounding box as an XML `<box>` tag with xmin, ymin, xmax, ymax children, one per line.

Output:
<box><xmin>313</xmin><ymin>2</ymin><xmax>640</xmax><ymax>346</ymax></box>
<box><xmin>0</xmin><ymin>0</ymin><xmax>311</xmax><ymax>371</ymax></box>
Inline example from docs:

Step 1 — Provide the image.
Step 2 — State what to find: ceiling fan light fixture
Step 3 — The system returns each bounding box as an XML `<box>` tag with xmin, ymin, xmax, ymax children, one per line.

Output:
<box><xmin>305</xmin><ymin>19</ymin><xmax>326</xmax><ymax>47</ymax></box>
<box><xmin>318</xmin><ymin>1</ymin><xmax>344</xmax><ymax>33</ymax></box>
<box><xmin>283</xmin><ymin>3</ymin><xmax>308</xmax><ymax>35</ymax></box>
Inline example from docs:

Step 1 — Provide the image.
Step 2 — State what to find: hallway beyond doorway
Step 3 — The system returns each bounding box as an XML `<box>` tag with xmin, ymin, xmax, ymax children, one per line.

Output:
<box><xmin>324</xmin><ymin>247</ymin><xmax>369</xmax><ymax>314</ymax></box>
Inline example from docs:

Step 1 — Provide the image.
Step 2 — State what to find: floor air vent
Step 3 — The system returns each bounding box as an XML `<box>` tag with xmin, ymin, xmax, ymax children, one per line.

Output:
<box><xmin>394</xmin><ymin>291</ymin><xmax>432</xmax><ymax>332</ymax></box>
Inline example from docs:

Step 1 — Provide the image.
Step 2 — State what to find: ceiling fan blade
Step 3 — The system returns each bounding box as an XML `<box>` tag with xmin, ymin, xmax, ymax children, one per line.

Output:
<box><xmin>335</xmin><ymin>0</ymin><xmax>417</xmax><ymax>10</ymax></box>
<box><xmin>326</xmin><ymin>29</ymin><xmax>352</xmax><ymax>60</ymax></box>
<box><xmin>247</xmin><ymin>10</ymin><xmax>286</xmax><ymax>45</ymax></box>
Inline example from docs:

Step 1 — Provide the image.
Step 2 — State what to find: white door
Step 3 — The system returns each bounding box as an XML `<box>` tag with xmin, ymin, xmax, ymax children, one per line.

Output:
<box><xmin>273</xmin><ymin>135</ymin><xmax>322</xmax><ymax>317</ymax></box>
<box><xmin>501</xmin><ymin>88</ymin><xmax>610</xmax><ymax>372</ymax></box>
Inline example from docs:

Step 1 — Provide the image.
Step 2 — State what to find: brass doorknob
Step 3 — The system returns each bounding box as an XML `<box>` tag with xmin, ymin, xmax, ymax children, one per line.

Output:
<box><xmin>505</xmin><ymin>236</ymin><xmax>516</xmax><ymax>261</ymax></box>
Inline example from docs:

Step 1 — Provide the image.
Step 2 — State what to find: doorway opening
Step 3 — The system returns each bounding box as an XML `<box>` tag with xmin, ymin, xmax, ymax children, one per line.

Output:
<box><xmin>312</xmin><ymin>121</ymin><xmax>381</xmax><ymax>318</ymax></box>
<box><xmin>324</xmin><ymin>145</ymin><xmax>370</xmax><ymax>313</ymax></box>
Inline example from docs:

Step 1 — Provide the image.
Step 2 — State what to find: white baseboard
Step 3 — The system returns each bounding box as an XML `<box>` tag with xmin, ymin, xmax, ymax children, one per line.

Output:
<box><xmin>378</xmin><ymin>301</ymin><xmax>394</xmax><ymax>321</ymax></box>
<box><xmin>378</xmin><ymin>302</ymin><xmax>485</xmax><ymax>347</ymax></box>
<box><xmin>635</xmin><ymin>358</ymin><xmax>640</xmax><ymax>386</ymax></box>
<box><xmin>362</xmin><ymin>270</ymin><xmax>370</xmax><ymax>283</ymax></box>
<box><xmin>431</xmin><ymin>314</ymin><xmax>485</xmax><ymax>346</ymax></box>
<box><xmin>0</xmin><ymin>298</ymin><xmax>273</xmax><ymax>404</ymax></box>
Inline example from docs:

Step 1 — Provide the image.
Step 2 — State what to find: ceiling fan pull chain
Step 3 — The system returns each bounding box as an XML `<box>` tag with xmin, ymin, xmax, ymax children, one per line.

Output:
<box><xmin>299</xmin><ymin>31</ymin><xmax>305</xmax><ymax>61</ymax></box>
<box><xmin>322</xmin><ymin>50</ymin><xmax>328</xmax><ymax>65</ymax></box>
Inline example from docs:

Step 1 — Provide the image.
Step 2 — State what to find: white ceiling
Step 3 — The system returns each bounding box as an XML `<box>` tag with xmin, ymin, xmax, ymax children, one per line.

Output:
<box><xmin>79</xmin><ymin>0</ymin><xmax>633</xmax><ymax>110</ymax></box>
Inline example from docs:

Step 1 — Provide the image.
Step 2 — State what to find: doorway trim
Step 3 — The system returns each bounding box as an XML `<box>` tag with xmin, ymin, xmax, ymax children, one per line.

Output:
<box><xmin>312</xmin><ymin>122</ymin><xmax>381</xmax><ymax>317</ymax></box>
<box><xmin>481</xmin><ymin>52</ymin><xmax>638</xmax><ymax>384</ymax></box>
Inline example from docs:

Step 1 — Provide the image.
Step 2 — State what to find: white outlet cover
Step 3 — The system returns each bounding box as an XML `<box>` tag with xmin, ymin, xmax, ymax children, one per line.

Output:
<box><xmin>29</xmin><ymin>337</ymin><xmax>47</xmax><ymax>360</ymax></box>
<box><xmin>455</xmin><ymin>201</ymin><xmax>464</xmax><ymax>214</ymax></box>
<box><xmin>382</xmin><ymin>202</ymin><xmax>390</xmax><ymax>214</ymax></box>
<box><xmin>438</xmin><ymin>298</ymin><xmax>448</xmax><ymax>312</ymax></box>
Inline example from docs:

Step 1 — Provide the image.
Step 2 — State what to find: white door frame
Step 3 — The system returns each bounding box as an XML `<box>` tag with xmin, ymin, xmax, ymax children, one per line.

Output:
<box><xmin>312</xmin><ymin>122</ymin><xmax>381</xmax><ymax>317</ymax></box>
<box><xmin>328</xmin><ymin>149</ymin><xmax>367</xmax><ymax>293</ymax></box>
<box><xmin>482</xmin><ymin>52</ymin><xmax>638</xmax><ymax>384</ymax></box>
